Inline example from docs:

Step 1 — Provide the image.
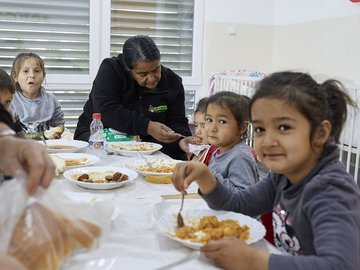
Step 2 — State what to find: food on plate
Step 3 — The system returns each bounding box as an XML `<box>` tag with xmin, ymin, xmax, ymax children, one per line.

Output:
<box><xmin>72</xmin><ymin>171</ymin><xmax>129</xmax><ymax>183</ymax></box>
<box><xmin>110</xmin><ymin>143</ymin><xmax>155</xmax><ymax>152</ymax></box>
<box><xmin>47</xmin><ymin>145</ymin><xmax>78</xmax><ymax>150</ymax></box>
<box><xmin>136</xmin><ymin>161</ymin><xmax>176</xmax><ymax>173</ymax></box>
<box><xmin>145</xmin><ymin>174</ymin><xmax>172</xmax><ymax>184</ymax></box>
<box><xmin>174</xmin><ymin>215</ymin><xmax>249</xmax><ymax>244</ymax></box>
<box><xmin>8</xmin><ymin>203</ymin><xmax>101</xmax><ymax>270</ymax></box>
<box><xmin>62</xmin><ymin>157</ymin><xmax>88</xmax><ymax>166</ymax></box>
<box><xmin>50</xmin><ymin>155</ymin><xmax>66</xmax><ymax>175</ymax></box>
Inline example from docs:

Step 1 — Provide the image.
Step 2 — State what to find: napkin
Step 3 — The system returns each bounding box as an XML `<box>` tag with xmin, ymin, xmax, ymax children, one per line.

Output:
<box><xmin>188</xmin><ymin>144</ymin><xmax>209</xmax><ymax>156</ymax></box>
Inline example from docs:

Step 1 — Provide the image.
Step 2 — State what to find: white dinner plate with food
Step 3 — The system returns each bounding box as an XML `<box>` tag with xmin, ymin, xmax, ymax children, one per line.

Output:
<box><xmin>63</xmin><ymin>166</ymin><xmax>138</xmax><ymax>190</ymax></box>
<box><xmin>43</xmin><ymin>139</ymin><xmax>89</xmax><ymax>153</ymax></box>
<box><xmin>124</xmin><ymin>158</ymin><xmax>182</xmax><ymax>176</ymax></box>
<box><xmin>107</xmin><ymin>141</ymin><xmax>162</xmax><ymax>156</ymax></box>
<box><xmin>50</xmin><ymin>153</ymin><xmax>100</xmax><ymax>168</ymax></box>
<box><xmin>157</xmin><ymin>209</ymin><xmax>266</xmax><ymax>250</ymax></box>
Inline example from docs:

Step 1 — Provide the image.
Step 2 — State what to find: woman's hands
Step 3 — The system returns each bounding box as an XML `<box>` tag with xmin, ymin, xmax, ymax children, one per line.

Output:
<box><xmin>201</xmin><ymin>237</ymin><xmax>270</xmax><ymax>270</ymax></box>
<box><xmin>0</xmin><ymin>135</ymin><xmax>55</xmax><ymax>194</ymax></box>
<box><xmin>171</xmin><ymin>161</ymin><xmax>217</xmax><ymax>194</ymax></box>
<box><xmin>147</xmin><ymin>121</ymin><xmax>182</xmax><ymax>143</ymax></box>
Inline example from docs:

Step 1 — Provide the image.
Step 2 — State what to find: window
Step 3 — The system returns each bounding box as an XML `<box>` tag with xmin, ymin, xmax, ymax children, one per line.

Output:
<box><xmin>0</xmin><ymin>0</ymin><xmax>90</xmax><ymax>74</ymax></box>
<box><xmin>110</xmin><ymin>0</ymin><xmax>194</xmax><ymax>77</ymax></box>
<box><xmin>0</xmin><ymin>0</ymin><xmax>203</xmax><ymax>130</ymax></box>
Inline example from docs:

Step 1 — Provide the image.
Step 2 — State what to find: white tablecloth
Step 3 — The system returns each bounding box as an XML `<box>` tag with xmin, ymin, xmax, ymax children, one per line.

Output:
<box><xmin>53</xmin><ymin>150</ymin><xmax>280</xmax><ymax>270</ymax></box>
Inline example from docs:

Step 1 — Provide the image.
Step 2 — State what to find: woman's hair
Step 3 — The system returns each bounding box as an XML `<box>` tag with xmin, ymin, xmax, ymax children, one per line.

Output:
<box><xmin>0</xmin><ymin>68</ymin><xmax>15</xmax><ymax>94</ymax></box>
<box><xmin>207</xmin><ymin>91</ymin><xmax>250</xmax><ymax>137</ymax></box>
<box><xmin>11</xmin><ymin>52</ymin><xmax>46</xmax><ymax>92</ymax></box>
<box><xmin>195</xmin><ymin>97</ymin><xmax>209</xmax><ymax>114</ymax></box>
<box><xmin>250</xmin><ymin>71</ymin><xmax>356</xmax><ymax>143</ymax></box>
<box><xmin>122</xmin><ymin>35</ymin><xmax>160</xmax><ymax>69</ymax></box>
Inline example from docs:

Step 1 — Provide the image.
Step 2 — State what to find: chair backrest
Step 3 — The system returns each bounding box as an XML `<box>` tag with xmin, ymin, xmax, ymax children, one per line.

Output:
<box><xmin>338</xmin><ymin>87</ymin><xmax>360</xmax><ymax>185</ymax></box>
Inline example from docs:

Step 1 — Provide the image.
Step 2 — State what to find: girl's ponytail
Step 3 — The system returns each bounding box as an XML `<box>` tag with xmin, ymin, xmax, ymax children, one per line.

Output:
<box><xmin>320</xmin><ymin>80</ymin><xmax>356</xmax><ymax>143</ymax></box>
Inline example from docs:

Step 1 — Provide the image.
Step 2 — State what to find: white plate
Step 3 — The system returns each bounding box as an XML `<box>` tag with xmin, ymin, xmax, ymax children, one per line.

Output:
<box><xmin>50</xmin><ymin>153</ymin><xmax>100</xmax><ymax>168</ymax></box>
<box><xmin>125</xmin><ymin>158</ymin><xmax>182</xmax><ymax>176</ymax></box>
<box><xmin>157</xmin><ymin>209</ymin><xmax>266</xmax><ymax>250</ymax></box>
<box><xmin>43</xmin><ymin>140</ymin><xmax>89</xmax><ymax>153</ymax></box>
<box><xmin>63</xmin><ymin>166</ymin><xmax>138</xmax><ymax>190</ymax></box>
<box><xmin>107</xmin><ymin>141</ymin><xmax>162</xmax><ymax>156</ymax></box>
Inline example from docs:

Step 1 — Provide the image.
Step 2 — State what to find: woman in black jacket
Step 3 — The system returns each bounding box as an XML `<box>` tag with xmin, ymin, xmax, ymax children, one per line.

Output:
<box><xmin>74</xmin><ymin>35</ymin><xmax>191</xmax><ymax>160</ymax></box>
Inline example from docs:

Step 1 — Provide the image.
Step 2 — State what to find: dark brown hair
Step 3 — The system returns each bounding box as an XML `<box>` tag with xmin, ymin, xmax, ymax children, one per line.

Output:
<box><xmin>0</xmin><ymin>68</ymin><xmax>15</xmax><ymax>94</ymax></box>
<box><xmin>207</xmin><ymin>91</ymin><xmax>250</xmax><ymax>139</ymax></box>
<box><xmin>250</xmin><ymin>71</ymin><xmax>356</xmax><ymax>143</ymax></box>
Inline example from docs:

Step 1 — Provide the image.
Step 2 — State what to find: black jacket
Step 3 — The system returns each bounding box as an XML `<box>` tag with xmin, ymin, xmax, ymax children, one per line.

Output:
<box><xmin>74</xmin><ymin>54</ymin><xmax>191</xmax><ymax>159</ymax></box>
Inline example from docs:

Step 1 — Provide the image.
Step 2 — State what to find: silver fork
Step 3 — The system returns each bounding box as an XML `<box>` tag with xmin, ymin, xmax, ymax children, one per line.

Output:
<box><xmin>177</xmin><ymin>193</ymin><xmax>185</xmax><ymax>227</ymax></box>
<box><xmin>177</xmin><ymin>164</ymin><xmax>188</xmax><ymax>228</ymax></box>
<box><xmin>136</xmin><ymin>151</ymin><xmax>154</xmax><ymax>170</ymax></box>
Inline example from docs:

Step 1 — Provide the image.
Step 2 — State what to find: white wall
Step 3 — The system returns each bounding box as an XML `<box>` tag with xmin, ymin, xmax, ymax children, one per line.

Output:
<box><xmin>200</xmin><ymin>0</ymin><xmax>360</xmax><ymax>98</ymax></box>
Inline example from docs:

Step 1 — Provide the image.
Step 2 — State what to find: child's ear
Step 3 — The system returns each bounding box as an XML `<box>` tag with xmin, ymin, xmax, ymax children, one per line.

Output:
<box><xmin>239</xmin><ymin>121</ymin><xmax>248</xmax><ymax>136</ymax></box>
<box><xmin>313</xmin><ymin>120</ymin><xmax>331</xmax><ymax>146</ymax></box>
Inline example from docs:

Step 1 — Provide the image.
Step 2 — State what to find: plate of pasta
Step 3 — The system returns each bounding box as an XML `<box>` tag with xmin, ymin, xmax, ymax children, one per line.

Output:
<box><xmin>50</xmin><ymin>153</ymin><xmax>100</xmax><ymax>168</ymax></box>
<box><xmin>107</xmin><ymin>141</ymin><xmax>162</xmax><ymax>156</ymax></box>
<box><xmin>157</xmin><ymin>209</ymin><xmax>266</xmax><ymax>250</ymax></box>
<box><xmin>125</xmin><ymin>158</ymin><xmax>182</xmax><ymax>176</ymax></box>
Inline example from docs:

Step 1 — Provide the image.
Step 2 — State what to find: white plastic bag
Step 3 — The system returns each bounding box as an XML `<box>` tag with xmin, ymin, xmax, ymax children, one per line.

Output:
<box><xmin>0</xmin><ymin>175</ymin><xmax>112</xmax><ymax>270</ymax></box>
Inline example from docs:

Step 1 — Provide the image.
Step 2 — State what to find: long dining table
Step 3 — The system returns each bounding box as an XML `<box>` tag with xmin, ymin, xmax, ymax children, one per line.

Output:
<box><xmin>50</xmin><ymin>147</ymin><xmax>282</xmax><ymax>270</ymax></box>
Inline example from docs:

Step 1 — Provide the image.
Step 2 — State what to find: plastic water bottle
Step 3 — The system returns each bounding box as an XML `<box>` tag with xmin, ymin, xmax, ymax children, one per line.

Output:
<box><xmin>89</xmin><ymin>113</ymin><xmax>105</xmax><ymax>157</ymax></box>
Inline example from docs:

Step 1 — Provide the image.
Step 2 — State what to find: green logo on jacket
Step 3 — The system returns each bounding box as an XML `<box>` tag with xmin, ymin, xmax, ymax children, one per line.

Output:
<box><xmin>149</xmin><ymin>105</ymin><xmax>167</xmax><ymax>113</ymax></box>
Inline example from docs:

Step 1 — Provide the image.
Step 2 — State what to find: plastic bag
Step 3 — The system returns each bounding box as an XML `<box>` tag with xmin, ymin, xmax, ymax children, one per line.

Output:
<box><xmin>0</xmin><ymin>173</ymin><xmax>112</xmax><ymax>270</ymax></box>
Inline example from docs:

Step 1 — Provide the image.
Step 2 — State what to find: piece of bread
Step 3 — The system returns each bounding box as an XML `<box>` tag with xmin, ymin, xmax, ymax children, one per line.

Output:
<box><xmin>145</xmin><ymin>174</ymin><xmax>172</xmax><ymax>184</ymax></box>
<box><xmin>193</xmin><ymin>136</ymin><xmax>202</xmax><ymax>144</ymax></box>
<box><xmin>50</xmin><ymin>155</ymin><xmax>66</xmax><ymax>175</ymax></box>
<box><xmin>8</xmin><ymin>203</ymin><xmax>101</xmax><ymax>270</ymax></box>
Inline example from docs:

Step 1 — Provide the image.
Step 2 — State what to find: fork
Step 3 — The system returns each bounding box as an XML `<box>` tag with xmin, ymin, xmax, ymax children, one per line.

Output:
<box><xmin>177</xmin><ymin>164</ymin><xmax>188</xmax><ymax>228</ymax></box>
<box><xmin>177</xmin><ymin>193</ymin><xmax>185</xmax><ymax>228</ymax></box>
<box><xmin>136</xmin><ymin>151</ymin><xmax>154</xmax><ymax>170</ymax></box>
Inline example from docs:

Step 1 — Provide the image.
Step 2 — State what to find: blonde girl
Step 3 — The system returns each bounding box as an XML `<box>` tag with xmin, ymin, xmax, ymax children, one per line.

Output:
<box><xmin>172</xmin><ymin>71</ymin><xmax>360</xmax><ymax>270</ymax></box>
<box><xmin>10</xmin><ymin>53</ymin><xmax>64</xmax><ymax>139</ymax></box>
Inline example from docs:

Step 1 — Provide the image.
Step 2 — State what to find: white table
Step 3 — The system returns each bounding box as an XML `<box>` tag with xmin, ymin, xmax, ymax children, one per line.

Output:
<box><xmin>53</xmin><ymin>150</ymin><xmax>280</xmax><ymax>270</ymax></box>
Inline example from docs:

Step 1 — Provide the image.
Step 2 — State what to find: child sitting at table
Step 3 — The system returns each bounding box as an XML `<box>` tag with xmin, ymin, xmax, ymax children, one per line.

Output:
<box><xmin>171</xmin><ymin>71</ymin><xmax>360</xmax><ymax>270</ymax></box>
<box><xmin>0</xmin><ymin>69</ymin><xmax>15</xmax><ymax>115</ymax></box>
<box><xmin>0</xmin><ymin>69</ymin><xmax>24</xmax><ymax>135</ymax></box>
<box><xmin>180</xmin><ymin>97</ymin><xmax>218</xmax><ymax>165</ymax></box>
<box><xmin>204</xmin><ymin>91</ymin><xmax>258</xmax><ymax>191</ymax></box>
<box><xmin>10</xmin><ymin>52</ymin><xmax>65</xmax><ymax>139</ymax></box>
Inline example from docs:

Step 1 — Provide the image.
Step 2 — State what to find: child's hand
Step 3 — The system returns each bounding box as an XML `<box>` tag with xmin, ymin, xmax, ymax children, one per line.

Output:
<box><xmin>171</xmin><ymin>161</ymin><xmax>217</xmax><ymax>194</ymax></box>
<box><xmin>179</xmin><ymin>136</ymin><xmax>194</xmax><ymax>155</ymax></box>
<box><xmin>201</xmin><ymin>237</ymin><xmax>270</xmax><ymax>270</ymax></box>
<box><xmin>49</xmin><ymin>132</ymin><xmax>62</xmax><ymax>139</ymax></box>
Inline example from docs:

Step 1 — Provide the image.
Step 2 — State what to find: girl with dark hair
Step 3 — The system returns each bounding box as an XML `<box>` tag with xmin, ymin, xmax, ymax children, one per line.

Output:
<box><xmin>171</xmin><ymin>71</ymin><xmax>360</xmax><ymax>270</ymax></box>
<box><xmin>203</xmin><ymin>91</ymin><xmax>258</xmax><ymax>190</ymax></box>
<box><xmin>75</xmin><ymin>35</ymin><xmax>191</xmax><ymax>160</ymax></box>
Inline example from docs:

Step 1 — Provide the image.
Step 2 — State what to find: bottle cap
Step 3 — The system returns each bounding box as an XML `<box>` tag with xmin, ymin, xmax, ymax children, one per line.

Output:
<box><xmin>92</xmin><ymin>113</ymin><xmax>101</xmax><ymax>119</ymax></box>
